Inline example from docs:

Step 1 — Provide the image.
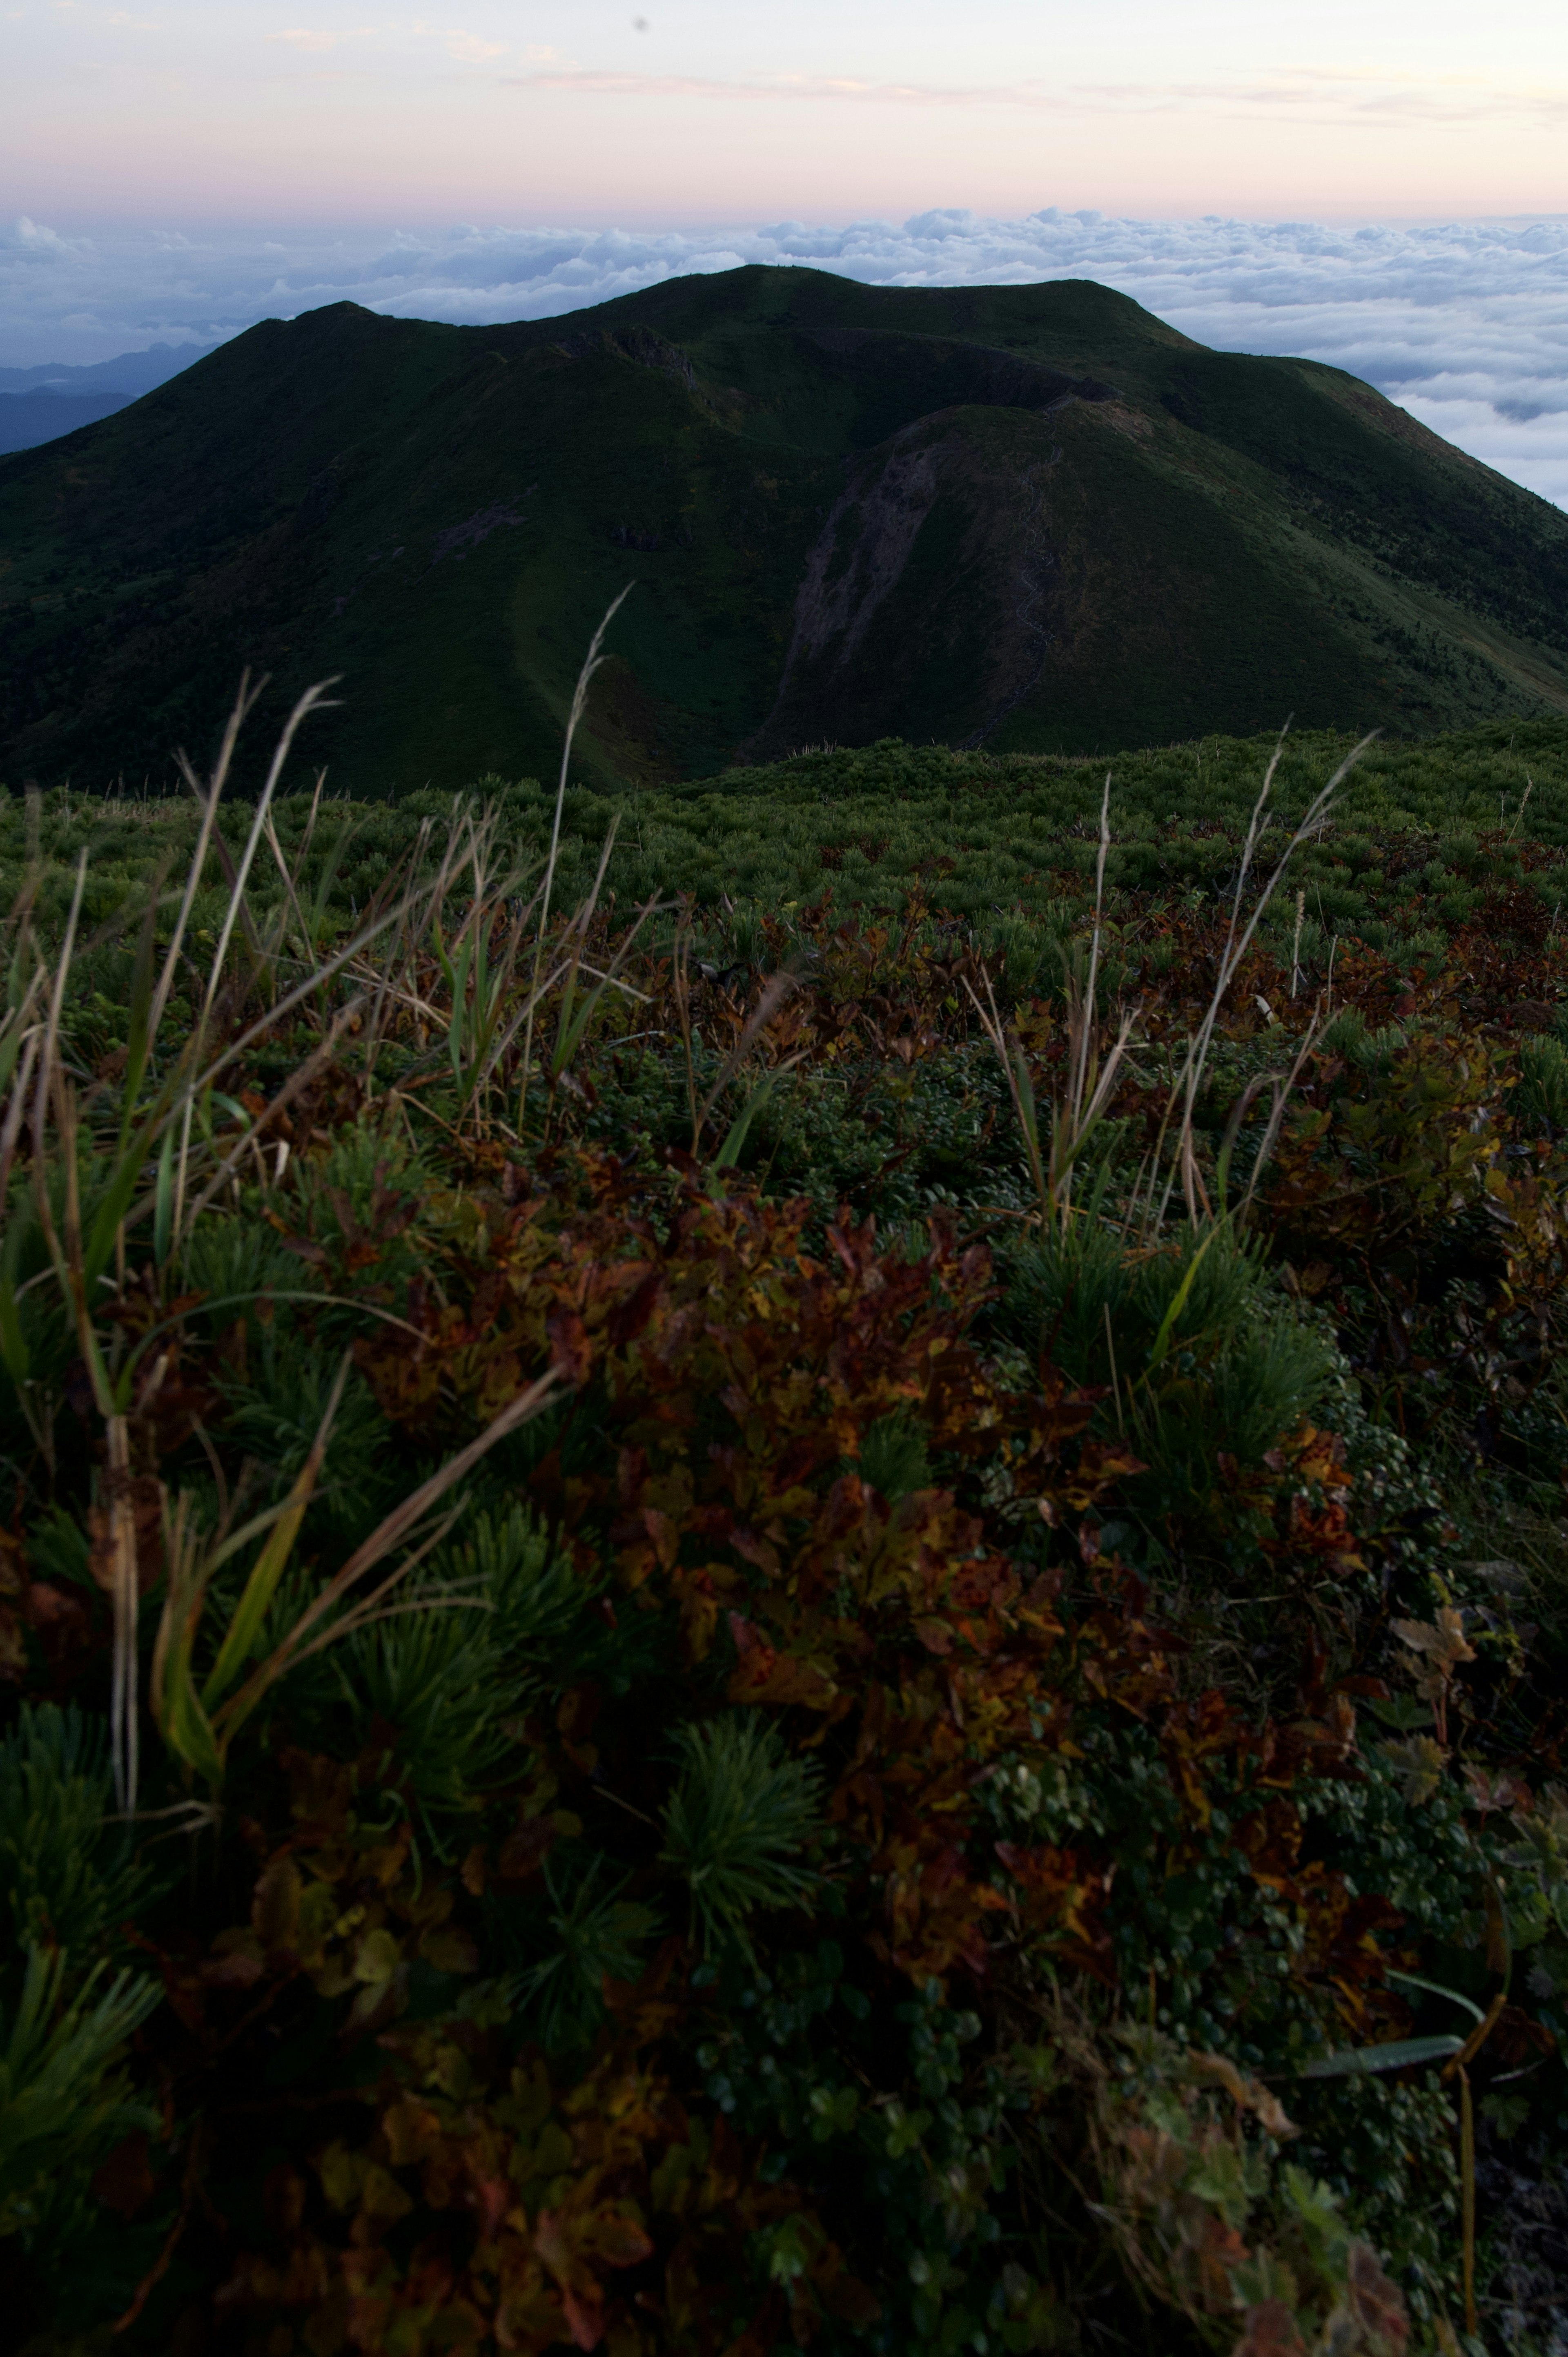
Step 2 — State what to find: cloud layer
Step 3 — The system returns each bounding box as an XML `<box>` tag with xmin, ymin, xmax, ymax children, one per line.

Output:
<box><xmin>2</xmin><ymin>207</ymin><xmax>1564</xmax><ymax>507</ymax></box>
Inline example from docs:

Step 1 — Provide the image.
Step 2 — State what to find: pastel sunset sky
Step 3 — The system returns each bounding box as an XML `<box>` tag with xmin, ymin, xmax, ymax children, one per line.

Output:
<box><xmin>7</xmin><ymin>0</ymin><xmax>1567</xmax><ymax>224</ymax></box>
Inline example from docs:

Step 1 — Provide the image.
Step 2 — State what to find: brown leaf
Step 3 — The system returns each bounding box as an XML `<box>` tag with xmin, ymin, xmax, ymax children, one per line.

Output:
<box><xmin>92</xmin><ymin>2131</ymin><xmax>157</xmax><ymax>2219</ymax></box>
<box><xmin>86</xmin><ymin>1474</ymin><xmax>164</xmax><ymax>1596</ymax></box>
<box><xmin>1232</xmin><ymin>2302</ymin><xmax>1307</xmax><ymax>2357</ymax></box>
<box><xmin>1344</xmin><ymin>2240</ymin><xmax>1408</xmax><ymax>2351</ymax></box>
<box><xmin>1392</xmin><ymin>1610</ymin><xmax>1475</xmax><ymax>1675</ymax></box>
<box><xmin>546</xmin><ymin>1308</ymin><xmax>594</xmax><ymax>1387</ymax></box>
<box><xmin>252</xmin><ymin>1854</ymin><xmax>302</xmax><ymax>1958</ymax></box>
<box><xmin>200</xmin><ymin>1938</ymin><xmax>266</xmax><ymax>1990</ymax></box>
<box><xmin>497</xmin><ymin>1814</ymin><xmax>561</xmax><ymax>1884</ymax></box>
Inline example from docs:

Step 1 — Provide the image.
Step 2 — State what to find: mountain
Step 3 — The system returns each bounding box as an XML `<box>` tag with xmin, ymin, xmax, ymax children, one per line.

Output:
<box><xmin>0</xmin><ymin>344</ymin><xmax>209</xmax><ymax>396</ymax></box>
<box><xmin>0</xmin><ymin>391</ymin><xmax>135</xmax><ymax>456</ymax></box>
<box><xmin>0</xmin><ymin>344</ymin><xmax>211</xmax><ymax>455</ymax></box>
<box><xmin>1</xmin><ymin>268</ymin><xmax>1566</xmax><ymax>795</ymax></box>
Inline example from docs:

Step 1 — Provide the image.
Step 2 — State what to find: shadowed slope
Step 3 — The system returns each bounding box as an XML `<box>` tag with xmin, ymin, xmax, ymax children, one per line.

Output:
<box><xmin>1</xmin><ymin>267</ymin><xmax>1565</xmax><ymax>794</ymax></box>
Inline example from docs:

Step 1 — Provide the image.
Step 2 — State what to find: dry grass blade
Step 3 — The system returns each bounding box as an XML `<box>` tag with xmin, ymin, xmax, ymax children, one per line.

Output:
<box><xmin>30</xmin><ymin>849</ymin><xmax>87</xmax><ymax>1151</ymax></box>
<box><xmin>200</xmin><ymin>677</ymin><xmax>342</xmax><ymax>1024</ymax></box>
<box><xmin>1070</xmin><ymin>771</ymin><xmax>1114</xmax><ymax>1132</ymax></box>
<box><xmin>693</xmin><ymin>966</ymin><xmax>802</xmax><ymax>1152</ymax></box>
<box><xmin>156</xmin><ymin>670</ymin><xmax>267</xmax><ymax>1037</ymax></box>
<box><xmin>104</xmin><ymin>1412</ymin><xmax>140</xmax><ymax>1817</ymax></box>
<box><xmin>519</xmin><ymin>584</ymin><xmax>635</xmax><ymax>1122</ymax></box>
<box><xmin>169</xmin><ymin>678</ymin><xmax>342</xmax><ymax>1244</ymax></box>
<box><xmin>180</xmin><ymin>992</ymin><xmax>370</xmax><ymax>1230</ymax></box>
<box><xmin>1238</xmin><ymin>1013</ymin><xmax>1323</xmax><ymax>1215</ymax></box>
<box><xmin>0</xmin><ymin>1008</ymin><xmax>41</xmax><ymax>1206</ymax></box>
<box><xmin>964</xmin><ymin>963</ymin><xmax>1136</xmax><ymax>1229</ymax></box>
<box><xmin>1130</xmin><ymin>727</ymin><xmax>1377</xmax><ymax>1233</ymax></box>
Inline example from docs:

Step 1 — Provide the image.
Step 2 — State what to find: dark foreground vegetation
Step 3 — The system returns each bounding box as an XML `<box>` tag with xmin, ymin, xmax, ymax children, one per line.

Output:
<box><xmin>7</xmin><ymin>692</ymin><xmax>1568</xmax><ymax>2356</ymax></box>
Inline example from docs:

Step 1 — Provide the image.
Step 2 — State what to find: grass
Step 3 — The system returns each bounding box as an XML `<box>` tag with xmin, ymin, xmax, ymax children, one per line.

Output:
<box><xmin>7</xmin><ymin>714</ymin><xmax>1568</xmax><ymax>969</ymax></box>
<box><xmin>5</xmin><ymin>678</ymin><xmax>1568</xmax><ymax>2352</ymax></box>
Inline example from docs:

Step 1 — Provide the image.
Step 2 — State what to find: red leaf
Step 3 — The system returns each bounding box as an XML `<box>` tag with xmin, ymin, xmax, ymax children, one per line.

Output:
<box><xmin>547</xmin><ymin>1309</ymin><xmax>594</xmax><ymax>1386</ymax></box>
<box><xmin>1232</xmin><ymin>2301</ymin><xmax>1307</xmax><ymax>2357</ymax></box>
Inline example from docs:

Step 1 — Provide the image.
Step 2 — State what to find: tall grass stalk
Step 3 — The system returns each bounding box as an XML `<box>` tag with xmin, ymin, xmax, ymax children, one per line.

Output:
<box><xmin>964</xmin><ymin>966</ymin><xmax>1136</xmax><ymax>1231</ymax></box>
<box><xmin>169</xmin><ymin>672</ymin><xmax>334</xmax><ymax>1245</ymax></box>
<box><xmin>965</xmin><ymin>775</ymin><xmax>1133</xmax><ymax>1230</ymax></box>
<box><xmin>519</xmin><ymin>583</ymin><xmax>634</xmax><ymax>1127</ymax></box>
<box><xmin>1123</xmin><ymin>728</ymin><xmax>1375</xmax><ymax>1240</ymax></box>
<box><xmin>1</xmin><ymin>638</ymin><xmax>633</xmax><ymax>1815</ymax></box>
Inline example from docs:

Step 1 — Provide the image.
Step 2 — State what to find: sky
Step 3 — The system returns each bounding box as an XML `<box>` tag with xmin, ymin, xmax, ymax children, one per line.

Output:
<box><xmin>3</xmin><ymin>2</ymin><xmax>1567</xmax><ymax>500</ymax></box>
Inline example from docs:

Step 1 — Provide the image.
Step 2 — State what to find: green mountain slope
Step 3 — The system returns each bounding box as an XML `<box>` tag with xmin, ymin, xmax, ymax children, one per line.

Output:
<box><xmin>2</xmin><ymin>266</ymin><xmax>1566</xmax><ymax>795</ymax></box>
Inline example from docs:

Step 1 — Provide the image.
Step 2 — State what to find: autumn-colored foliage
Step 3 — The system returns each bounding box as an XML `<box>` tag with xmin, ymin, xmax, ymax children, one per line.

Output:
<box><xmin>7</xmin><ymin>726</ymin><xmax>1568</xmax><ymax>2356</ymax></box>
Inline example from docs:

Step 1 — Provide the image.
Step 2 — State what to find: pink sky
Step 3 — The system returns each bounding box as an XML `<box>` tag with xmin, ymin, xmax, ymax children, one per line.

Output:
<box><xmin>5</xmin><ymin>2</ymin><xmax>1567</xmax><ymax>227</ymax></box>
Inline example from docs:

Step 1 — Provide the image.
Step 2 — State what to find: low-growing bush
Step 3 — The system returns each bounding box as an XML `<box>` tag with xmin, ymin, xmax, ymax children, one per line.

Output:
<box><xmin>4</xmin><ymin>691</ymin><xmax>1568</xmax><ymax>2354</ymax></box>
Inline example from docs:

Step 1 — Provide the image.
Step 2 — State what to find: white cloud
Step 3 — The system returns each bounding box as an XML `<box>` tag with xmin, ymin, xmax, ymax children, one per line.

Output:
<box><xmin>1</xmin><ymin>213</ymin><xmax>94</xmax><ymax>261</ymax></box>
<box><xmin>0</xmin><ymin>209</ymin><xmax>1564</xmax><ymax>507</ymax></box>
<box><xmin>413</xmin><ymin>24</ymin><xmax>506</xmax><ymax>64</ymax></box>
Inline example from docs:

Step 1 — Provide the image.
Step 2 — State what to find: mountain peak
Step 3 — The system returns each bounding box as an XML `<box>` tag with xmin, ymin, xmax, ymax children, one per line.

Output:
<box><xmin>1</xmin><ymin>268</ymin><xmax>1564</xmax><ymax>793</ymax></box>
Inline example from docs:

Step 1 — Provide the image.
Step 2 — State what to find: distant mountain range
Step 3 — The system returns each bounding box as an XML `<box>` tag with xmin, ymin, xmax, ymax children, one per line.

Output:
<box><xmin>2</xmin><ymin>269</ymin><xmax>1566</xmax><ymax>794</ymax></box>
<box><xmin>0</xmin><ymin>343</ymin><xmax>207</xmax><ymax>455</ymax></box>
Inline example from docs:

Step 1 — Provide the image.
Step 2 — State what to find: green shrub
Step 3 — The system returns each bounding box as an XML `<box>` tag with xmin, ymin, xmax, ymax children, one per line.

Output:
<box><xmin>1517</xmin><ymin>1034</ymin><xmax>1568</xmax><ymax>1135</ymax></box>
<box><xmin>659</xmin><ymin>1713</ymin><xmax>824</xmax><ymax>1957</ymax></box>
<box><xmin>1004</xmin><ymin>1214</ymin><xmax>1335</xmax><ymax>1547</ymax></box>
<box><xmin>0</xmin><ymin>1706</ymin><xmax>148</xmax><ymax>1962</ymax></box>
<box><xmin>0</xmin><ymin>1947</ymin><xmax>159</xmax><ymax>2257</ymax></box>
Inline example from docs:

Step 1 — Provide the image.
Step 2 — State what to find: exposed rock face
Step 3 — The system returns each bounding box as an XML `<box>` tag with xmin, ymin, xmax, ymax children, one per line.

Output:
<box><xmin>551</xmin><ymin>326</ymin><xmax>699</xmax><ymax>392</ymax></box>
<box><xmin>746</xmin><ymin>410</ymin><xmax>1075</xmax><ymax>759</ymax></box>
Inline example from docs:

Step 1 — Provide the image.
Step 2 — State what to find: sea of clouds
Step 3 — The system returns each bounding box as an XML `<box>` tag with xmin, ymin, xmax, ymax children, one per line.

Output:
<box><xmin>3</xmin><ymin>207</ymin><xmax>1566</xmax><ymax>506</ymax></box>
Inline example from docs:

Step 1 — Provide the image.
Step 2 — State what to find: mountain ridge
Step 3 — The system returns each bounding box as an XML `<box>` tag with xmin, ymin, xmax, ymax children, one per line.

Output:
<box><xmin>0</xmin><ymin>343</ymin><xmax>213</xmax><ymax>456</ymax></box>
<box><xmin>1</xmin><ymin>266</ymin><xmax>1566</xmax><ymax>794</ymax></box>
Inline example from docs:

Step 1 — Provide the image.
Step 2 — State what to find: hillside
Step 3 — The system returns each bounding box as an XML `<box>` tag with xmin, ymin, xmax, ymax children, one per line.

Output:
<box><xmin>7</xmin><ymin>707</ymin><xmax>1568</xmax><ymax>2351</ymax></box>
<box><xmin>2</xmin><ymin>266</ymin><xmax>1567</xmax><ymax>795</ymax></box>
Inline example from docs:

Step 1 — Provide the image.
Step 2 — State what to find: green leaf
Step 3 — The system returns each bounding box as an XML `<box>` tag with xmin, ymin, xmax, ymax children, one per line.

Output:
<box><xmin>1297</xmin><ymin>2033</ymin><xmax>1463</xmax><ymax>2078</ymax></box>
<box><xmin>0</xmin><ymin>1946</ymin><xmax>160</xmax><ymax>2241</ymax></box>
<box><xmin>1384</xmin><ymin>1968</ymin><xmax>1485</xmax><ymax>2024</ymax></box>
<box><xmin>0</xmin><ymin>1269</ymin><xmax>30</xmax><ymax>1385</ymax></box>
<box><xmin>202</xmin><ymin>1356</ymin><xmax>349</xmax><ymax>1716</ymax></box>
<box><xmin>660</xmin><ymin>1711</ymin><xmax>822</xmax><ymax>1953</ymax></box>
<box><xmin>162</xmin><ymin>1652</ymin><xmax>225</xmax><ymax>1791</ymax></box>
<box><xmin>1363</xmin><ymin>1693</ymin><xmax>1433</xmax><ymax>1732</ymax></box>
<box><xmin>153</xmin><ymin>1127</ymin><xmax>176</xmax><ymax>1268</ymax></box>
<box><xmin>1146</xmin><ymin>1221</ymin><xmax>1222</xmax><ymax>1373</ymax></box>
<box><xmin>707</xmin><ymin>1071</ymin><xmax>777</xmax><ymax>1175</ymax></box>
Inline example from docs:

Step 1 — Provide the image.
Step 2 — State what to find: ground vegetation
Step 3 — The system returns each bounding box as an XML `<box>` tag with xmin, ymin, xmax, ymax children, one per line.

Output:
<box><xmin>5</xmin><ymin>691</ymin><xmax>1568</xmax><ymax>2354</ymax></box>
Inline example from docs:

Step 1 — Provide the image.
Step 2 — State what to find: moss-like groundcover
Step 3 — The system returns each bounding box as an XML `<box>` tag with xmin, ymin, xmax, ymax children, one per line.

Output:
<box><xmin>5</xmin><ymin>698</ymin><xmax>1568</xmax><ymax>2355</ymax></box>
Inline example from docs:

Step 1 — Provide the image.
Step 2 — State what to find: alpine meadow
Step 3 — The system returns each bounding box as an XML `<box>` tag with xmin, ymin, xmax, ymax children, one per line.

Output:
<box><xmin>7</xmin><ymin>258</ymin><xmax>1568</xmax><ymax>2357</ymax></box>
